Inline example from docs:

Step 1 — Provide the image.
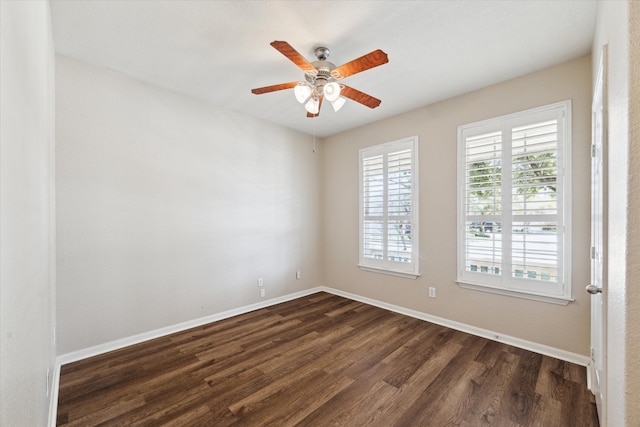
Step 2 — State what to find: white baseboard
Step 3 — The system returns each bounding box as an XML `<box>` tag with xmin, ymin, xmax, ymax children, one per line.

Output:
<box><xmin>49</xmin><ymin>287</ymin><xmax>322</xmax><ymax>427</ymax></box>
<box><xmin>54</xmin><ymin>284</ymin><xmax>590</xmax><ymax>367</ymax></box>
<box><xmin>48</xmin><ymin>362</ymin><xmax>61</xmax><ymax>427</ymax></box>
<box><xmin>56</xmin><ymin>287</ymin><xmax>323</xmax><ymax>367</ymax></box>
<box><xmin>319</xmin><ymin>286</ymin><xmax>590</xmax><ymax>367</ymax></box>
<box><xmin>49</xmin><ymin>284</ymin><xmax>589</xmax><ymax>426</ymax></box>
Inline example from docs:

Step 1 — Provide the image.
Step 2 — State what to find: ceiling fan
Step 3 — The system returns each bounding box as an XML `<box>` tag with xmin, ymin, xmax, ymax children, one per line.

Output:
<box><xmin>251</xmin><ymin>41</ymin><xmax>388</xmax><ymax>118</ymax></box>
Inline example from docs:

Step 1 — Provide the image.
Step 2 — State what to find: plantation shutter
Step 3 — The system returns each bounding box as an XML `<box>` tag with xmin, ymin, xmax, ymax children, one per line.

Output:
<box><xmin>463</xmin><ymin>130</ymin><xmax>503</xmax><ymax>280</ymax></box>
<box><xmin>511</xmin><ymin>118</ymin><xmax>561</xmax><ymax>284</ymax></box>
<box><xmin>387</xmin><ymin>148</ymin><xmax>413</xmax><ymax>262</ymax></box>
<box><xmin>360</xmin><ymin>137</ymin><xmax>419</xmax><ymax>277</ymax></box>
<box><xmin>457</xmin><ymin>101</ymin><xmax>571</xmax><ymax>302</ymax></box>
<box><xmin>362</xmin><ymin>154</ymin><xmax>384</xmax><ymax>261</ymax></box>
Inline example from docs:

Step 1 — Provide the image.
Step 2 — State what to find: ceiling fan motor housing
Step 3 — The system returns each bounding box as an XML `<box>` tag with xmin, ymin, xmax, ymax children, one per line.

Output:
<box><xmin>313</xmin><ymin>67</ymin><xmax>334</xmax><ymax>92</ymax></box>
<box><xmin>309</xmin><ymin>59</ymin><xmax>338</xmax><ymax>95</ymax></box>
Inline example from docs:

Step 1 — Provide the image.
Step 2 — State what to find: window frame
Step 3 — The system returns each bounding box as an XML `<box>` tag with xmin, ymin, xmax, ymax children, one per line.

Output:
<box><xmin>359</xmin><ymin>136</ymin><xmax>419</xmax><ymax>279</ymax></box>
<box><xmin>457</xmin><ymin>101</ymin><xmax>573</xmax><ymax>304</ymax></box>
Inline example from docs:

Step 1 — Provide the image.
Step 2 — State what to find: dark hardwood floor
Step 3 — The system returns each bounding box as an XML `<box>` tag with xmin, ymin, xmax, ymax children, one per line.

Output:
<box><xmin>57</xmin><ymin>292</ymin><xmax>599</xmax><ymax>426</ymax></box>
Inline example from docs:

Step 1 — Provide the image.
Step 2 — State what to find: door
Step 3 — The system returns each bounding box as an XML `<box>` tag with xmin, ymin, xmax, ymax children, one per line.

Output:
<box><xmin>588</xmin><ymin>45</ymin><xmax>607</xmax><ymax>426</ymax></box>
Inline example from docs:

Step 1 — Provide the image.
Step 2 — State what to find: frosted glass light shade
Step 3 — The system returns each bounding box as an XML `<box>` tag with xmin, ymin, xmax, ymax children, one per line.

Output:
<box><xmin>305</xmin><ymin>97</ymin><xmax>320</xmax><ymax>114</ymax></box>
<box><xmin>330</xmin><ymin>96</ymin><xmax>346</xmax><ymax>112</ymax></box>
<box><xmin>294</xmin><ymin>83</ymin><xmax>312</xmax><ymax>104</ymax></box>
<box><xmin>324</xmin><ymin>82</ymin><xmax>341</xmax><ymax>102</ymax></box>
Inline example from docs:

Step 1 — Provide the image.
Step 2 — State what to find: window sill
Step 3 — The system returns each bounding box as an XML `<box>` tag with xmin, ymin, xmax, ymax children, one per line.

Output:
<box><xmin>358</xmin><ymin>265</ymin><xmax>420</xmax><ymax>280</ymax></box>
<box><xmin>456</xmin><ymin>280</ymin><xmax>573</xmax><ymax>305</ymax></box>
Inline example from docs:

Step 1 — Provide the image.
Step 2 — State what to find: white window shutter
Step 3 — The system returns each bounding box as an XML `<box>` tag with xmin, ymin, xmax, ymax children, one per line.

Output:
<box><xmin>457</xmin><ymin>101</ymin><xmax>572</xmax><ymax>303</ymax></box>
<box><xmin>360</xmin><ymin>137</ymin><xmax>419</xmax><ymax>278</ymax></box>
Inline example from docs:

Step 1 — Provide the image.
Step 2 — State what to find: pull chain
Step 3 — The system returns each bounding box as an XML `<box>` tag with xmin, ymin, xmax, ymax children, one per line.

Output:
<box><xmin>312</xmin><ymin>117</ymin><xmax>317</xmax><ymax>153</ymax></box>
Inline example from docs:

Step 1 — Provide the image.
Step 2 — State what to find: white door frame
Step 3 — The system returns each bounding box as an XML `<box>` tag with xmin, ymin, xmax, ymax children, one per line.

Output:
<box><xmin>588</xmin><ymin>44</ymin><xmax>608</xmax><ymax>426</ymax></box>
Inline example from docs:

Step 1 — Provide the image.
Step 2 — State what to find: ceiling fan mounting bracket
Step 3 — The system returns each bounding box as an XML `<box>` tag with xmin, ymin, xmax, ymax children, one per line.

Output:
<box><xmin>314</xmin><ymin>46</ymin><xmax>330</xmax><ymax>61</ymax></box>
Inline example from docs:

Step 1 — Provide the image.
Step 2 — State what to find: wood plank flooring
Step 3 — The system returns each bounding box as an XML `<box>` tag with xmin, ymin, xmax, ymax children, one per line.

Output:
<box><xmin>56</xmin><ymin>292</ymin><xmax>599</xmax><ymax>426</ymax></box>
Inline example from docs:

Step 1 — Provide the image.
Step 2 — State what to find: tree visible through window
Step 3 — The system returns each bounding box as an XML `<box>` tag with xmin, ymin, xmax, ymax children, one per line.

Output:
<box><xmin>458</xmin><ymin>102</ymin><xmax>572</xmax><ymax>303</ymax></box>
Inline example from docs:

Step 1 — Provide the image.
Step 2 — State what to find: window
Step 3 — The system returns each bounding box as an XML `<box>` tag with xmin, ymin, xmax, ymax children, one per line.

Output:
<box><xmin>457</xmin><ymin>101</ymin><xmax>572</xmax><ymax>304</ymax></box>
<box><xmin>359</xmin><ymin>136</ymin><xmax>419</xmax><ymax>278</ymax></box>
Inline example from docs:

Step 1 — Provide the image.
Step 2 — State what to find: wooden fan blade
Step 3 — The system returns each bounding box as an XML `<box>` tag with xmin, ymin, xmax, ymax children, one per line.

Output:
<box><xmin>251</xmin><ymin>82</ymin><xmax>297</xmax><ymax>94</ymax></box>
<box><xmin>270</xmin><ymin>41</ymin><xmax>316</xmax><ymax>74</ymax></box>
<box><xmin>307</xmin><ymin>96</ymin><xmax>323</xmax><ymax>118</ymax></box>
<box><xmin>340</xmin><ymin>85</ymin><xmax>381</xmax><ymax>109</ymax></box>
<box><xmin>331</xmin><ymin>49</ymin><xmax>388</xmax><ymax>79</ymax></box>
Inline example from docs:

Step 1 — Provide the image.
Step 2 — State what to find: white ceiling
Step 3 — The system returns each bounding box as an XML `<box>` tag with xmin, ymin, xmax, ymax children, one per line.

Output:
<box><xmin>50</xmin><ymin>0</ymin><xmax>597</xmax><ymax>138</ymax></box>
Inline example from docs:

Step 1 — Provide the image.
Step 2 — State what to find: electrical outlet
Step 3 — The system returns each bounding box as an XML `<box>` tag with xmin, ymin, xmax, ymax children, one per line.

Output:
<box><xmin>296</xmin><ymin>271</ymin><xmax>301</xmax><ymax>279</ymax></box>
<box><xmin>257</xmin><ymin>277</ymin><xmax>263</xmax><ymax>287</ymax></box>
<box><xmin>428</xmin><ymin>287</ymin><xmax>436</xmax><ymax>298</ymax></box>
<box><xmin>260</xmin><ymin>288</ymin><xmax>265</xmax><ymax>298</ymax></box>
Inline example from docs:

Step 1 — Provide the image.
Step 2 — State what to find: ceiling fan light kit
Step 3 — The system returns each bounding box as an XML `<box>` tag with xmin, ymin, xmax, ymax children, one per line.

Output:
<box><xmin>329</xmin><ymin>95</ymin><xmax>346</xmax><ymax>112</ymax></box>
<box><xmin>251</xmin><ymin>41</ymin><xmax>388</xmax><ymax>118</ymax></box>
<box><xmin>324</xmin><ymin>82</ymin><xmax>341</xmax><ymax>102</ymax></box>
<box><xmin>294</xmin><ymin>83</ymin><xmax>312</xmax><ymax>103</ymax></box>
<box><xmin>304</xmin><ymin>96</ymin><xmax>320</xmax><ymax>115</ymax></box>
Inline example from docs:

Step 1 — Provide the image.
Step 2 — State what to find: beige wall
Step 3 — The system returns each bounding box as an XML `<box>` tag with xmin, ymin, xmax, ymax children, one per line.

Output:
<box><xmin>55</xmin><ymin>56</ymin><xmax>323</xmax><ymax>355</ymax></box>
<box><xmin>0</xmin><ymin>1</ymin><xmax>57</xmax><ymax>425</ymax></box>
<box><xmin>593</xmin><ymin>1</ymin><xmax>639</xmax><ymax>425</ymax></box>
<box><xmin>322</xmin><ymin>56</ymin><xmax>592</xmax><ymax>356</ymax></box>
